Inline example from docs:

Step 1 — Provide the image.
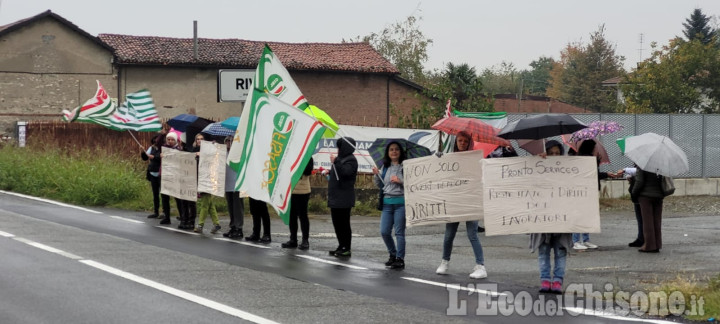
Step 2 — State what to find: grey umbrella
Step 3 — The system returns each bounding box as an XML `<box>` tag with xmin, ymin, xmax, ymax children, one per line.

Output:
<box><xmin>498</xmin><ymin>114</ymin><xmax>587</xmax><ymax>140</ymax></box>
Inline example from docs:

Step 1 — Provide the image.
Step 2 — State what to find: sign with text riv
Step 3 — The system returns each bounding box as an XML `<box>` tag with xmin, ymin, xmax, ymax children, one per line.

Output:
<box><xmin>218</xmin><ymin>69</ymin><xmax>255</xmax><ymax>102</ymax></box>
<box><xmin>403</xmin><ymin>150</ymin><xmax>485</xmax><ymax>227</ymax></box>
<box><xmin>481</xmin><ymin>156</ymin><xmax>601</xmax><ymax>236</ymax></box>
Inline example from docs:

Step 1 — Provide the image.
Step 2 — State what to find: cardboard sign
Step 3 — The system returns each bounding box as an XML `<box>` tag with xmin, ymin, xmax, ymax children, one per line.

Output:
<box><xmin>160</xmin><ymin>148</ymin><xmax>198</xmax><ymax>201</ymax></box>
<box><xmin>403</xmin><ymin>150</ymin><xmax>484</xmax><ymax>227</ymax></box>
<box><xmin>197</xmin><ymin>141</ymin><xmax>226</xmax><ymax>197</ymax></box>
<box><xmin>481</xmin><ymin>156</ymin><xmax>601</xmax><ymax>236</ymax></box>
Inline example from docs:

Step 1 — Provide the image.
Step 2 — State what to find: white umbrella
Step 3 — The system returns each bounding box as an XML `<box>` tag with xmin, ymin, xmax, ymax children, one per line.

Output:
<box><xmin>623</xmin><ymin>133</ymin><xmax>689</xmax><ymax>177</ymax></box>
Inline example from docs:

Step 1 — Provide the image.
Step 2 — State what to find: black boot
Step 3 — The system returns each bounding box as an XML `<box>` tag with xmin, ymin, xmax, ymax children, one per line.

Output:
<box><xmin>390</xmin><ymin>258</ymin><xmax>405</xmax><ymax>270</ymax></box>
<box><xmin>298</xmin><ymin>239</ymin><xmax>309</xmax><ymax>250</ymax></box>
<box><xmin>384</xmin><ymin>255</ymin><xmax>397</xmax><ymax>267</ymax></box>
<box><xmin>223</xmin><ymin>227</ymin><xmax>236</xmax><ymax>238</ymax></box>
<box><xmin>281</xmin><ymin>240</ymin><xmax>298</xmax><ymax>248</ymax></box>
<box><xmin>245</xmin><ymin>233</ymin><xmax>260</xmax><ymax>242</ymax></box>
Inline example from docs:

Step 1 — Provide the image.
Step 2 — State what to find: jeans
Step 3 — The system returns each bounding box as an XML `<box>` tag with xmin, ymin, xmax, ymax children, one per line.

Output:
<box><xmin>538</xmin><ymin>238</ymin><xmax>567</xmax><ymax>282</ymax></box>
<box><xmin>380</xmin><ymin>203</ymin><xmax>406</xmax><ymax>259</ymax></box>
<box><xmin>442</xmin><ymin>221</ymin><xmax>484</xmax><ymax>265</ymax></box>
<box><xmin>572</xmin><ymin>233</ymin><xmax>590</xmax><ymax>243</ymax></box>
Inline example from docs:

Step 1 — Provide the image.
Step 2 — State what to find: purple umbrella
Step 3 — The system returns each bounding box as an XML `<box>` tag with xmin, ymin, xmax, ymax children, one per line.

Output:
<box><xmin>569</xmin><ymin>120</ymin><xmax>624</xmax><ymax>143</ymax></box>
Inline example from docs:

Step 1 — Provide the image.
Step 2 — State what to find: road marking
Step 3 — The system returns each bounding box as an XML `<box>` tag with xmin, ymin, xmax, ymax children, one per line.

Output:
<box><xmin>0</xmin><ymin>190</ymin><xmax>102</xmax><ymax>214</ymax></box>
<box><xmin>401</xmin><ymin>277</ymin><xmax>507</xmax><ymax>296</ymax></box>
<box><xmin>80</xmin><ymin>260</ymin><xmax>279</xmax><ymax>324</ymax></box>
<box><xmin>110</xmin><ymin>216</ymin><xmax>144</xmax><ymax>224</ymax></box>
<box><xmin>13</xmin><ymin>237</ymin><xmax>83</xmax><ymax>260</ymax></box>
<box><xmin>0</xmin><ymin>230</ymin><xmax>15</xmax><ymax>238</ymax></box>
<box><xmin>296</xmin><ymin>255</ymin><xmax>368</xmax><ymax>270</ymax></box>
<box><xmin>563</xmin><ymin>307</ymin><xmax>679</xmax><ymax>323</ymax></box>
<box><xmin>155</xmin><ymin>226</ymin><xmax>201</xmax><ymax>235</ymax></box>
<box><xmin>214</xmin><ymin>237</ymin><xmax>271</xmax><ymax>249</ymax></box>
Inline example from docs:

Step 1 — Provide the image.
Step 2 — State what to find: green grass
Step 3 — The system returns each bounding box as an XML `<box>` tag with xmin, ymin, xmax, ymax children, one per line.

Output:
<box><xmin>656</xmin><ymin>273</ymin><xmax>720</xmax><ymax>321</ymax></box>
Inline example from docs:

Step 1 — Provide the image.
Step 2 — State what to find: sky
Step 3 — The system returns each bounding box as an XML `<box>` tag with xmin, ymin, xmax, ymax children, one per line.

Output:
<box><xmin>1</xmin><ymin>0</ymin><xmax>719</xmax><ymax>73</ymax></box>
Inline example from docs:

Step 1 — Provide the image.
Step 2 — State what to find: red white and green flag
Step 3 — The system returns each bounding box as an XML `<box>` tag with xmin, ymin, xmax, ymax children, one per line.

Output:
<box><xmin>62</xmin><ymin>81</ymin><xmax>161</xmax><ymax>132</ymax></box>
<box><xmin>256</xmin><ymin>45</ymin><xmax>309</xmax><ymax>110</ymax></box>
<box><xmin>227</xmin><ymin>88</ymin><xmax>324</xmax><ymax>224</ymax></box>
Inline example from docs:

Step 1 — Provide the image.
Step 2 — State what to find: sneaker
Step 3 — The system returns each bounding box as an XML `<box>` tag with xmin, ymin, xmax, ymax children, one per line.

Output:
<box><xmin>328</xmin><ymin>248</ymin><xmax>340</xmax><ymax>256</ymax></box>
<box><xmin>583</xmin><ymin>242</ymin><xmax>598</xmax><ymax>249</ymax></box>
<box><xmin>334</xmin><ymin>249</ymin><xmax>351</xmax><ymax>258</ymax></box>
<box><xmin>436</xmin><ymin>260</ymin><xmax>449</xmax><ymax>275</ymax></box>
<box><xmin>384</xmin><ymin>255</ymin><xmax>397</xmax><ymax>267</ymax></box>
<box><xmin>550</xmin><ymin>281</ymin><xmax>563</xmax><ymax>294</ymax></box>
<box><xmin>245</xmin><ymin>234</ymin><xmax>260</xmax><ymax>242</ymax></box>
<box><xmin>281</xmin><ymin>240</ymin><xmax>298</xmax><ymax>248</ymax></box>
<box><xmin>193</xmin><ymin>225</ymin><xmax>203</xmax><ymax>233</ymax></box>
<box><xmin>232</xmin><ymin>229</ymin><xmax>244</xmax><ymax>240</ymax></box>
<box><xmin>298</xmin><ymin>240</ymin><xmax>309</xmax><ymax>250</ymax></box>
<box><xmin>573</xmin><ymin>242</ymin><xmax>588</xmax><ymax>250</ymax></box>
<box><xmin>210</xmin><ymin>224</ymin><xmax>221</xmax><ymax>234</ymax></box>
<box><xmin>223</xmin><ymin>227</ymin><xmax>236</xmax><ymax>238</ymax></box>
<box><xmin>147</xmin><ymin>214</ymin><xmax>159</xmax><ymax>219</ymax></box>
<box><xmin>539</xmin><ymin>280</ymin><xmax>551</xmax><ymax>293</ymax></box>
<box><xmin>259</xmin><ymin>235</ymin><xmax>272</xmax><ymax>244</ymax></box>
<box><xmin>390</xmin><ymin>258</ymin><xmax>405</xmax><ymax>270</ymax></box>
<box><xmin>469</xmin><ymin>265</ymin><xmax>487</xmax><ymax>279</ymax></box>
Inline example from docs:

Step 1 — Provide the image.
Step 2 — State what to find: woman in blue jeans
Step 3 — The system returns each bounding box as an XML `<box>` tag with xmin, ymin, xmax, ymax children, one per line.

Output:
<box><xmin>435</xmin><ymin>132</ymin><xmax>486</xmax><ymax>279</ymax></box>
<box><xmin>372</xmin><ymin>141</ymin><xmax>407</xmax><ymax>269</ymax></box>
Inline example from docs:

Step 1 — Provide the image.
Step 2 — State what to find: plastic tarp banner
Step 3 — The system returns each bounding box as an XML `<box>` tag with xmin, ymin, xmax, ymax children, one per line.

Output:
<box><xmin>160</xmin><ymin>148</ymin><xmax>198</xmax><ymax>201</ymax></box>
<box><xmin>197</xmin><ymin>141</ymin><xmax>226</xmax><ymax>197</ymax></box>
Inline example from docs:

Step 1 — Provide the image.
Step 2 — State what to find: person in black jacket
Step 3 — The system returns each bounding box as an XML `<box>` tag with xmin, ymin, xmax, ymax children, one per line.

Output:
<box><xmin>141</xmin><ymin>134</ymin><xmax>164</xmax><ymax>219</ymax></box>
<box><xmin>327</xmin><ymin>137</ymin><xmax>358</xmax><ymax>257</ymax></box>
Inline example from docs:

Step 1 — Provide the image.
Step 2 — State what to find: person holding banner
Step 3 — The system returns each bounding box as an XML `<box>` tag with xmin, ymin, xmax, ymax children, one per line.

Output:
<box><xmin>192</xmin><ymin>134</ymin><xmax>221</xmax><ymax>234</ymax></box>
<box><xmin>436</xmin><ymin>132</ymin><xmax>487</xmax><ymax>279</ymax></box>
<box><xmin>530</xmin><ymin>140</ymin><xmax>573</xmax><ymax>294</ymax></box>
<box><xmin>141</xmin><ymin>133</ymin><xmax>163</xmax><ymax>219</ymax></box>
<box><xmin>282</xmin><ymin>158</ymin><xmax>314</xmax><ymax>250</ymax></box>
<box><xmin>223</xmin><ymin>136</ymin><xmax>244</xmax><ymax>239</ymax></box>
<box><xmin>328</xmin><ymin>137</ymin><xmax>358</xmax><ymax>258</ymax></box>
<box><xmin>159</xmin><ymin>132</ymin><xmax>183</xmax><ymax>225</ymax></box>
<box><xmin>372</xmin><ymin>142</ymin><xmax>407</xmax><ymax>270</ymax></box>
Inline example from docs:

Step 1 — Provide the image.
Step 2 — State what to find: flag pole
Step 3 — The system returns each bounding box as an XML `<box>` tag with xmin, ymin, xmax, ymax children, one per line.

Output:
<box><xmin>126</xmin><ymin>130</ymin><xmax>144</xmax><ymax>150</ymax></box>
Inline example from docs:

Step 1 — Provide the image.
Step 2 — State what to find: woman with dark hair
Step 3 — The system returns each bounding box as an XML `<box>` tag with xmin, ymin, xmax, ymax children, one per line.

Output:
<box><xmin>372</xmin><ymin>141</ymin><xmax>407</xmax><ymax>269</ymax></box>
<box><xmin>282</xmin><ymin>157</ymin><xmax>314</xmax><ymax>250</ymax></box>
<box><xmin>436</xmin><ymin>131</ymin><xmax>487</xmax><ymax>279</ymax></box>
<box><xmin>328</xmin><ymin>137</ymin><xmax>358</xmax><ymax>258</ymax></box>
<box><xmin>193</xmin><ymin>134</ymin><xmax>221</xmax><ymax>234</ymax></box>
<box><xmin>141</xmin><ymin>133</ymin><xmax>163</xmax><ymax>219</ymax></box>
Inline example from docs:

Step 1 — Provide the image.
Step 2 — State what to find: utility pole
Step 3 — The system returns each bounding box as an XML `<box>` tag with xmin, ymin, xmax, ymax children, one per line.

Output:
<box><xmin>517</xmin><ymin>79</ymin><xmax>524</xmax><ymax>112</ymax></box>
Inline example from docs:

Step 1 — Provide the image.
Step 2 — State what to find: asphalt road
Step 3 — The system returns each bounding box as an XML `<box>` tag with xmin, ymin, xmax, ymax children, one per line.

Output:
<box><xmin>1</xmin><ymin>191</ymin><xmax>715</xmax><ymax>323</ymax></box>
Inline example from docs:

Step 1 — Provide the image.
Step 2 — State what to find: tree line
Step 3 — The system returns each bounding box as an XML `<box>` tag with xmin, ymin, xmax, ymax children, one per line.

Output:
<box><xmin>347</xmin><ymin>8</ymin><xmax>720</xmax><ymax>127</ymax></box>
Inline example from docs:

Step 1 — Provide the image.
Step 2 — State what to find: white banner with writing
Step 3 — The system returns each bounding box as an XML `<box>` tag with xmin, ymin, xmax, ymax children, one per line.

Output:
<box><xmin>197</xmin><ymin>141</ymin><xmax>226</xmax><ymax>197</ymax></box>
<box><xmin>160</xmin><ymin>148</ymin><xmax>198</xmax><ymax>201</ymax></box>
<box><xmin>481</xmin><ymin>156</ymin><xmax>600</xmax><ymax>236</ymax></box>
<box><xmin>403</xmin><ymin>150</ymin><xmax>485</xmax><ymax>227</ymax></box>
<box><xmin>312</xmin><ymin>125</ymin><xmax>440</xmax><ymax>173</ymax></box>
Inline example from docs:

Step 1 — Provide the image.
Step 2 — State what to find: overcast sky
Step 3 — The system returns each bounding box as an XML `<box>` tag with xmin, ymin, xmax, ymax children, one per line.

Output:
<box><xmin>2</xmin><ymin>0</ymin><xmax>719</xmax><ymax>73</ymax></box>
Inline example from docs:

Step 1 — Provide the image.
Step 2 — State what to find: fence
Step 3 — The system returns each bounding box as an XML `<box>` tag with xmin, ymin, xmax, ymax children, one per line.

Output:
<box><xmin>507</xmin><ymin>113</ymin><xmax>720</xmax><ymax>178</ymax></box>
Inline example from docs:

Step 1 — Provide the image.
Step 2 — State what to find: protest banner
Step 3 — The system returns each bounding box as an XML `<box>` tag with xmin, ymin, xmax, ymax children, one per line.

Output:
<box><xmin>197</xmin><ymin>141</ymin><xmax>226</xmax><ymax>197</ymax></box>
<box><xmin>403</xmin><ymin>150</ymin><xmax>485</xmax><ymax>227</ymax></box>
<box><xmin>160</xmin><ymin>148</ymin><xmax>198</xmax><ymax>201</ymax></box>
<box><xmin>481</xmin><ymin>156</ymin><xmax>600</xmax><ymax>236</ymax></box>
<box><xmin>312</xmin><ymin>125</ymin><xmax>440</xmax><ymax>173</ymax></box>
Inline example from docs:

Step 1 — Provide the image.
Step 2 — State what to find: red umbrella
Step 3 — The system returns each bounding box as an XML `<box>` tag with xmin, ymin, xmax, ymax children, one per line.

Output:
<box><xmin>432</xmin><ymin>117</ymin><xmax>510</xmax><ymax>146</ymax></box>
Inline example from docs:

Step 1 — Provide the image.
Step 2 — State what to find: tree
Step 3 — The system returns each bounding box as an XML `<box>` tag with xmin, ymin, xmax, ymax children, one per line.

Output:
<box><xmin>683</xmin><ymin>8</ymin><xmax>715</xmax><ymax>45</ymax></box>
<box><xmin>622</xmin><ymin>38</ymin><xmax>720</xmax><ymax>113</ymax></box>
<box><xmin>348</xmin><ymin>15</ymin><xmax>433</xmax><ymax>83</ymax></box>
<box><xmin>519</xmin><ymin>56</ymin><xmax>555</xmax><ymax>96</ymax></box>
<box><xmin>479</xmin><ymin>62</ymin><xmax>519</xmax><ymax>95</ymax></box>
<box><xmin>546</xmin><ymin>26</ymin><xmax>625</xmax><ymax>112</ymax></box>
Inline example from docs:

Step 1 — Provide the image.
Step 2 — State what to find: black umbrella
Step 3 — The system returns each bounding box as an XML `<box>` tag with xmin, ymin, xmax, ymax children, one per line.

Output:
<box><xmin>184</xmin><ymin>117</ymin><xmax>214</xmax><ymax>149</ymax></box>
<box><xmin>497</xmin><ymin>114</ymin><xmax>587</xmax><ymax>140</ymax></box>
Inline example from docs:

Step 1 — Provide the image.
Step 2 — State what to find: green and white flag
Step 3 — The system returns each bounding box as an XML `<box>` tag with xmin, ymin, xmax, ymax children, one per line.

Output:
<box><xmin>227</xmin><ymin>88</ymin><xmax>325</xmax><ymax>224</ymax></box>
<box><xmin>256</xmin><ymin>45</ymin><xmax>309</xmax><ymax>110</ymax></box>
<box><xmin>106</xmin><ymin>89</ymin><xmax>162</xmax><ymax>132</ymax></box>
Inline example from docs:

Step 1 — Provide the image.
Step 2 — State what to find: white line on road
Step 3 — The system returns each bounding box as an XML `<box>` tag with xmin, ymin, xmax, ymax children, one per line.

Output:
<box><xmin>155</xmin><ymin>226</ymin><xmax>201</xmax><ymax>235</ymax></box>
<box><xmin>13</xmin><ymin>237</ymin><xmax>83</xmax><ymax>260</ymax></box>
<box><xmin>0</xmin><ymin>230</ymin><xmax>15</xmax><ymax>238</ymax></box>
<box><xmin>401</xmin><ymin>277</ymin><xmax>507</xmax><ymax>296</ymax></box>
<box><xmin>562</xmin><ymin>307</ymin><xmax>680</xmax><ymax>324</ymax></box>
<box><xmin>80</xmin><ymin>260</ymin><xmax>279</xmax><ymax>324</ymax></box>
<box><xmin>296</xmin><ymin>255</ymin><xmax>368</xmax><ymax>270</ymax></box>
<box><xmin>109</xmin><ymin>216</ymin><xmax>144</xmax><ymax>224</ymax></box>
<box><xmin>214</xmin><ymin>237</ymin><xmax>271</xmax><ymax>249</ymax></box>
<box><xmin>0</xmin><ymin>190</ymin><xmax>102</xmax><ymax>214</ymax></box>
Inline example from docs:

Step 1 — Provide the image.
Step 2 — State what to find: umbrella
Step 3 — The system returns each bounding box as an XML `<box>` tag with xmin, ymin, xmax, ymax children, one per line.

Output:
<box><xmin>367</xmin><ymin>138</ymin><xmax>432</xmax><ymax>168</ymax></box>
<box><xmin>201</xmin><ymin>122</ymin><xmax>235</xmax><ymax>139</ymax></box>
<box><xmin>432</xmin><ymin>117</ymin><xmax>510</xmax><ymax>146</ymax></box>
<box><xmin>497</xmin><ymin>114</ymin><xmax>587</xmax><ymax>140</ymax></box>
<box><xmin>569</xmin><ymin>120</ymin><xmax>624</xmax><ymax>142</ymax></box>
<box><xmin>622</xmin><ymin>133</ymin><xmax>689</xmax><ymax>177</ymax></box>
<box><xmin>304</xmin><ymin>105</ymin><xmax>339</xmax><ymax>138</ymax></box>
<box><xmin>167</xmin><ymin>113</ymin><xmax>200</xmax><ymax>132</ymax></box>
<box><xmin>577</xmin><ymin>139</ymin><xmax>610</xmax><ymax>165</ymax></box>
<box><xmin>184</xmin><ymin>117</ymin><xmax>214</xmax><ymax>148</ymax></box>
<box><xmin>220</xmin><ymin>117</ymin><xmax>240</xmax><ymax>131</ymax></box>
<box><xmin>517</xmin><ymin>139</ymin><xmax>546</xmax><ymax>155</ymax></box>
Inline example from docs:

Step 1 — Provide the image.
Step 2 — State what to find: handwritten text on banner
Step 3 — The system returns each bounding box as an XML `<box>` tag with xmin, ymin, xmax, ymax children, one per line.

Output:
<box><xmin>160</xmin><ymin>148</ymin><xmax>198</xmax><ymax>201</ymax></box>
